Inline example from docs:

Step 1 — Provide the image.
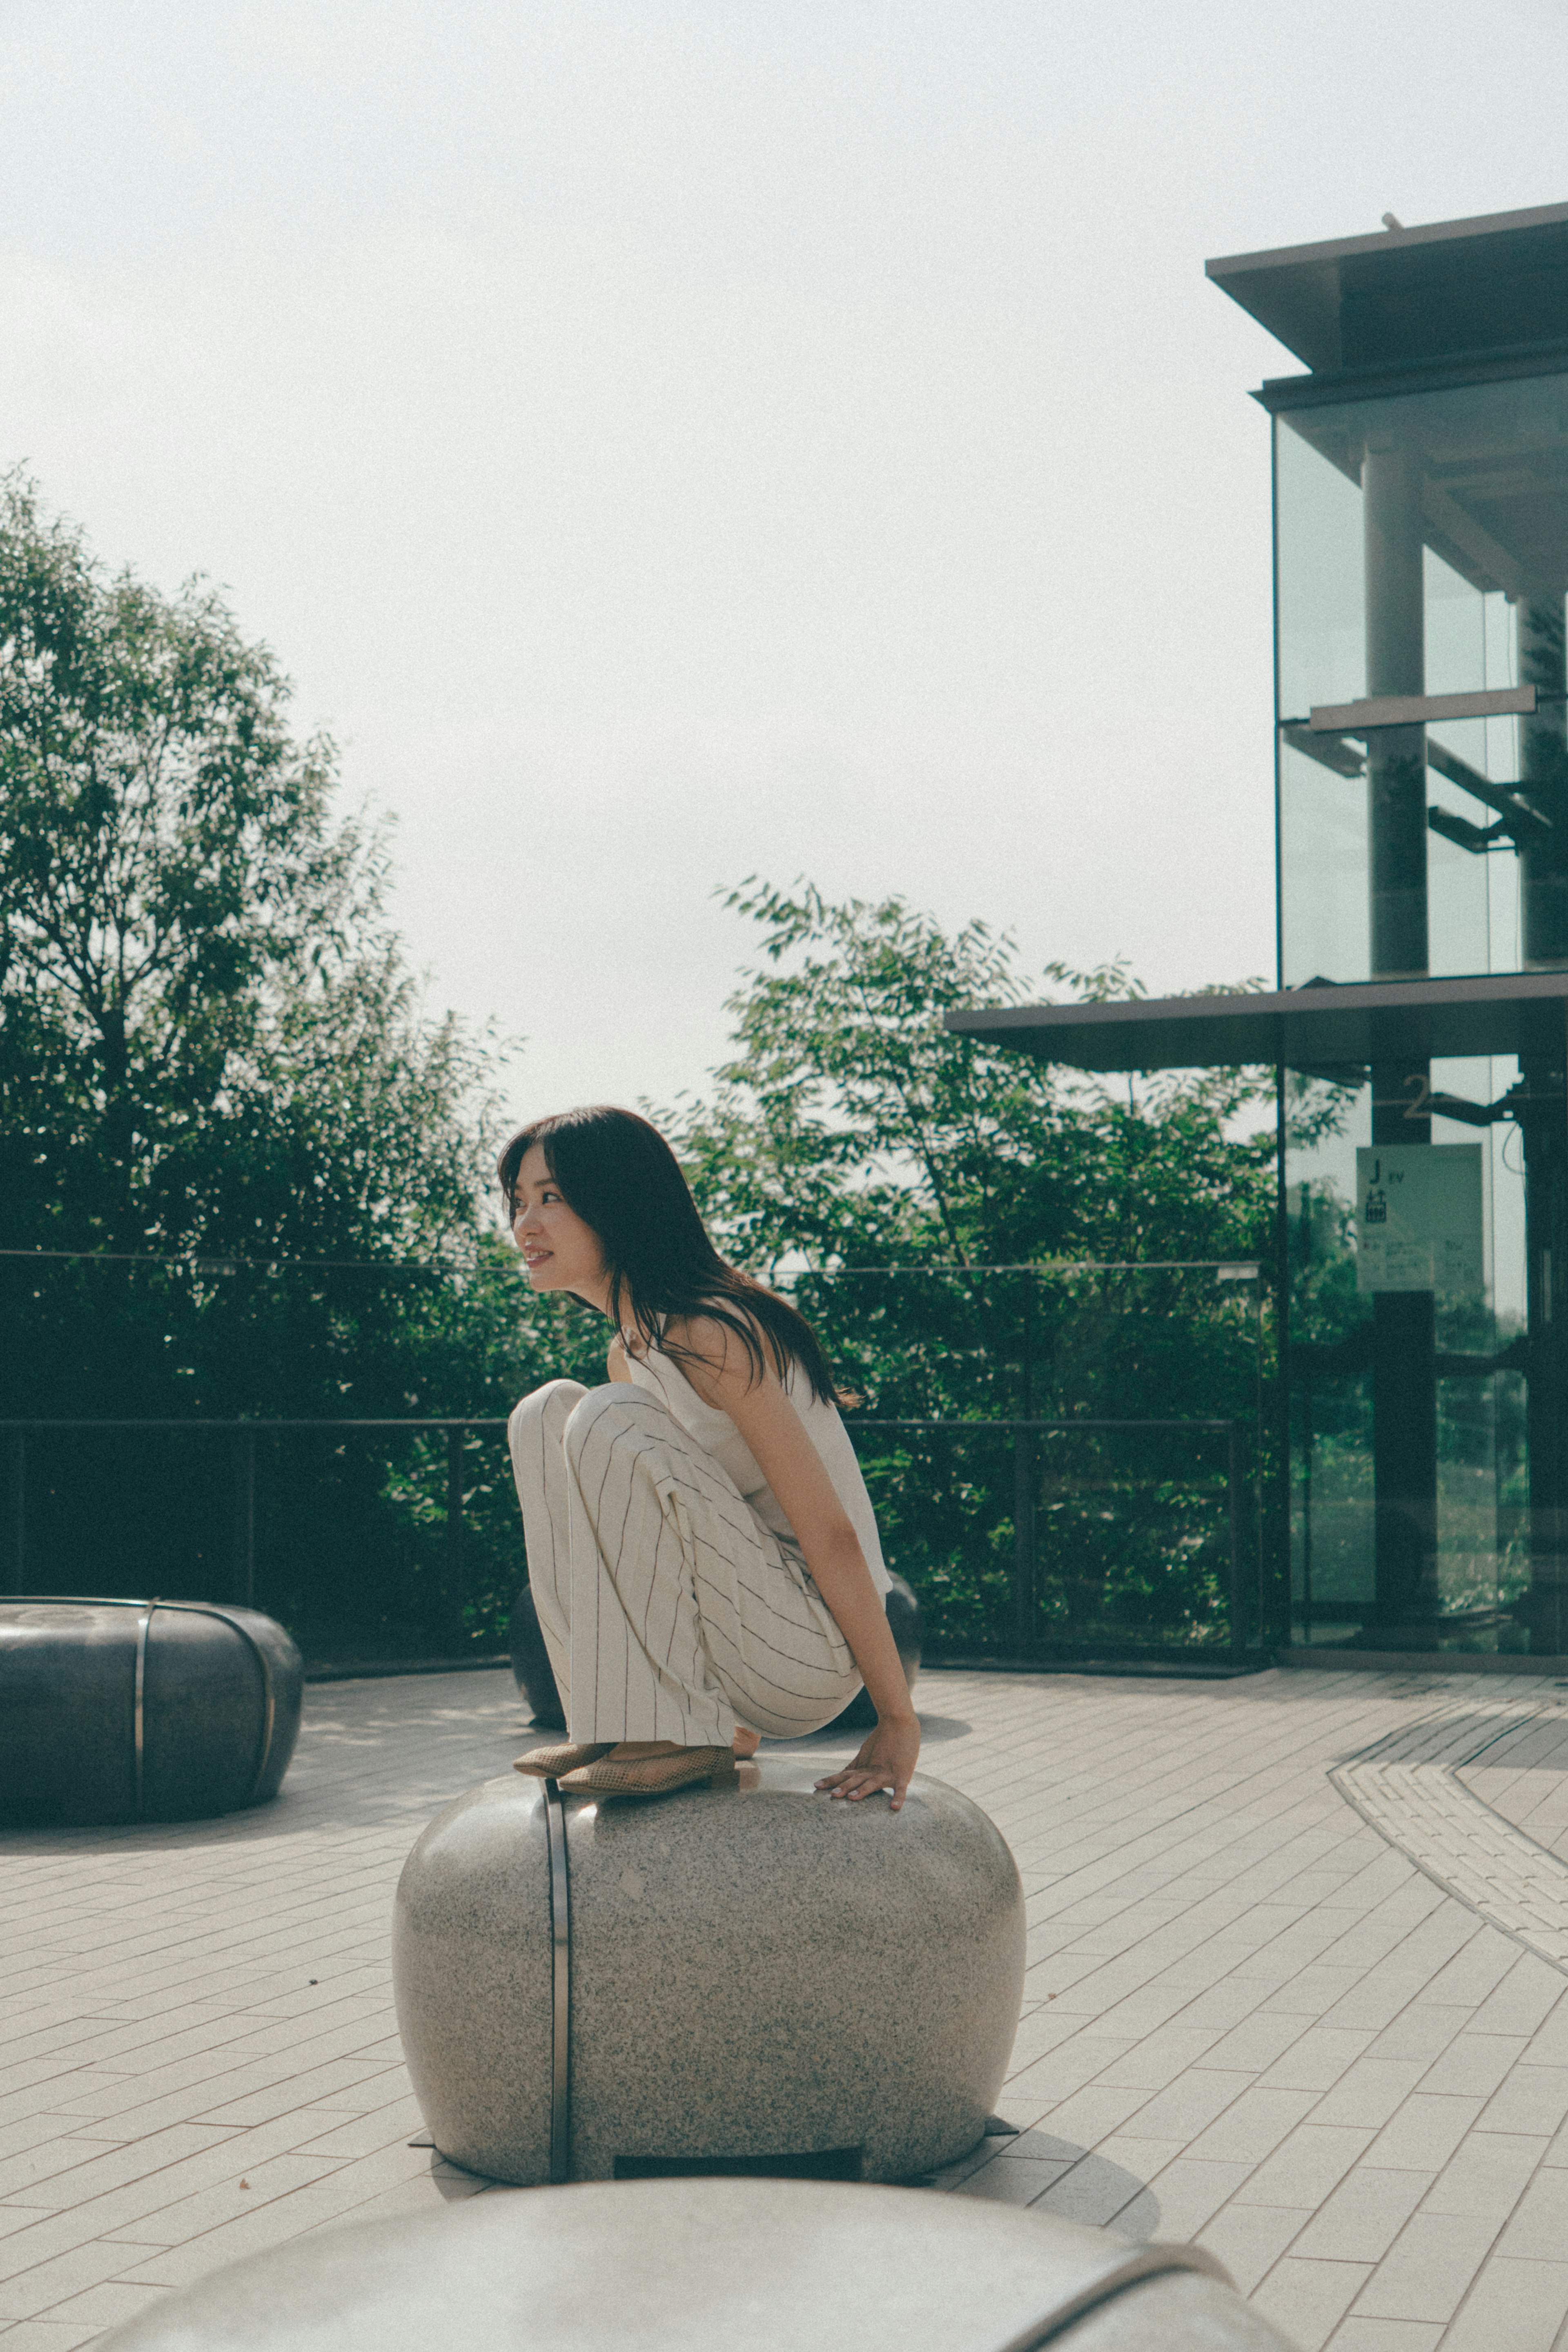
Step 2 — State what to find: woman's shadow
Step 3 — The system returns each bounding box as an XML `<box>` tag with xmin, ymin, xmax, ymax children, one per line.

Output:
<box><xmin>424</xmin><ymin>2125</ymin><xmax>1158</xmax><ymax>2235</ymax></box>
<box><xmin>930</xmin><ymin>2127</ymin><xmax>1160</xmax><ymax>2235</ymax></box>
<box><xmin>762</xmin><ymin>1711</ymin><xmax>973</xmax><ymax>1751</ymax></box>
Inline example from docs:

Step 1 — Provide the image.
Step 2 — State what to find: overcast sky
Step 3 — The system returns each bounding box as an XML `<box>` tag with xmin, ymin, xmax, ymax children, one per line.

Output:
<box><xmin>3</xmin><ymin>0</ymin><xmax>1566</xmax><ymax>1122</ymax></box>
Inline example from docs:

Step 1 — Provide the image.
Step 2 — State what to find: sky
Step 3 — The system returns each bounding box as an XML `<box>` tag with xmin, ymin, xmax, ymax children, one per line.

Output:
<box><xmin>3</xmin><ymin>0</ymin><xmax>1567</xmax><ymax>1124</ymax></box>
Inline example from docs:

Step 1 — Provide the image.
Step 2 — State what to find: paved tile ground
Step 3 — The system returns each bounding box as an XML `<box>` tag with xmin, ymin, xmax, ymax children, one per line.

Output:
<box><xmin>9</xmin><ymin>1664</ymin><xmax>1568</xmax><ymax>2349</ymax></box>
<box><xmin>1332</xmin><ymin>1692</ymin><xmax>1568</xmax><ymax>1975</ymax></box>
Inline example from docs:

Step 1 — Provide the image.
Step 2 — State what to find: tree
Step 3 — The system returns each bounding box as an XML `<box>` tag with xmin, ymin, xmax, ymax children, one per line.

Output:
<box><xmin>669</xmin><ymin>877</ymin><xmax>1274</xmax><ymax>1286</ymax></box>
<box><xmin>665</xmin><ymin>881</ymin><xmax>1280</xmax><ymax>1650</ymax></box>
<box><xmin>0</xmin><ymin>476</ymin><xmax>542</xmax><ymax>1648</ymax></box>
<box><xmin>0</xmin><ymin>471</ymin><xmax>1293</xmax><ymax>1663</ymax></box>
<box><xmin>0</xmin><ymin>470</ymin><xmax>487</xmax><ymax>1275</ymax></box>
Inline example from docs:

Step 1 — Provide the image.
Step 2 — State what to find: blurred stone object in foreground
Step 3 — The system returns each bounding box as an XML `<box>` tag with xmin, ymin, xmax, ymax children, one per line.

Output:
<box><xmin>90</xmin><ymin>2175</ymin><xmax>1292</xmax><ymax>2350</ymax></box>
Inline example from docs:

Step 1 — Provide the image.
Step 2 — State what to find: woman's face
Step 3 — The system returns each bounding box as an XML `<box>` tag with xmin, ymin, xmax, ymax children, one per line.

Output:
<box><xmin>510</xmin><ymin>1143</ymin><xmax>609</xmax><ymax>1300</ymax></box>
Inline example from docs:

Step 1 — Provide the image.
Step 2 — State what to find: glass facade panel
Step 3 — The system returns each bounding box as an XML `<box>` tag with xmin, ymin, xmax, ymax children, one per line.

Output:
<box><xmin>1286</xmin><ymin>1057</ymin><xmax>1531</xmax><ymax>1651</ymax></box>
<box><xmin>1277</xmin><ymin>366</ymin><xmax>1568</xmax><ymax>1653</ymax></box>
<box><xmin>1276</xmin><ymin>370</ymin><xmax>1568</xmax><ymax>987</ymax></box>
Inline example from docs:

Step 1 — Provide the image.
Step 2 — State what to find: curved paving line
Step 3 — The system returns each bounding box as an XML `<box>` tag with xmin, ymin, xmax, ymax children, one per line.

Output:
<box><xmin>1330</xmin><ymin>1702</ymin><xmax>1568</xmax><ymax>1976</ymax></box>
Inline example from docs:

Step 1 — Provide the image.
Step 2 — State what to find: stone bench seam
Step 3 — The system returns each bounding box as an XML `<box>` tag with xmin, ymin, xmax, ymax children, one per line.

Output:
<box><xmin>545</xmin><ymin>1775</ymin><xmax>571</xmax><ymax>2184</ymax></box>
<box><xmin>988</xmin><ymin>2241</ymin><xmax>1234</xmax><ymax>2352</ymax></box>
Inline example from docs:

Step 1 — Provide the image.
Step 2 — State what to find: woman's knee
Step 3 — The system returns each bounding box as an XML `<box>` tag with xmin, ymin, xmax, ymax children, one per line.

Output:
<box><xmin>562</xmin><ymin>1383</ymin><xmax>670</xmax><ymax>1467</ymax></box>
<box><xmin>508</xmin><ymin>1378</ymin><xmax>588</xmax><ymax>1449</ymax></box>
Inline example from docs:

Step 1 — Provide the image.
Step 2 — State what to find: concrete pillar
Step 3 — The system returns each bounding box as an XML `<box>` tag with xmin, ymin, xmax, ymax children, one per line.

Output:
<box><xmin>1519</xmin><ymin>1025</ymin><xmax>1568</xmax><ymax>1652</ymax></box>
<box><xmin>1363</xmin><ymin>439</ymin><xmax>1428</xmax><ymax>978</ymax></box>
<box><xmin>1363</xmin><ymin>433</ymin><xmax>1438</xmax><ymax>1637</ymax></box>
<box><xmin>1369</xmin><ymin>1076</ymin><xmax>1439</xmax><ymax>1635</ymax></box>
<box><xmin>1515</xmin><ymin>597</ymin><xmax>1568</xmax><ymax>1649</ymax></box>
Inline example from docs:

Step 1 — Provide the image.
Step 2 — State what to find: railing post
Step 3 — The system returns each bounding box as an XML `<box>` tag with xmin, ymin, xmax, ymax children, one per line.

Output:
<box><xmin>1013</xmin><ymin>1423</ymin><xmax>1036</xmax><ymax>1653</ymax></box>
<box><xmin>233</xmin><ymin>1428</ymin><xmax>256</xmax><ymax>1610</ymax></box>
<box><xmin>447</xmin><ymin>1427</ymin><xmax>465</xmax><ymax>1643</ymax></box>
<box><xmin>1228</xmin><ymin>1420</ymin><xmax>1245</xmax><ymax>1661</ymax></box>
<box><xmin>1300</xmin><ymin>1376</ymin><xmax>1313</xmax><ymax>1648</ymax></box>
<box><xmin>9</xmin><ymin>1432</ymin><xmax>22</xmax><ymax>1593</ymax></box>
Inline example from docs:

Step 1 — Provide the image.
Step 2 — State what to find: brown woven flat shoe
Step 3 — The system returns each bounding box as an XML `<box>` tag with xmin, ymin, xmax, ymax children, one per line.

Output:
<box><xmin>513</xmin><ymin>1742</ymin><xmax>615</xmax><ymax>1779</ymax></box>
<box><xmin>557</xmin><ymin>1746</ymin><xmax>737</xmax><ymax>1801</ymax></box>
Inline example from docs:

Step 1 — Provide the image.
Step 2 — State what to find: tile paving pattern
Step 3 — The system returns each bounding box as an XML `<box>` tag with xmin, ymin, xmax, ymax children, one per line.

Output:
<box><xmin>9</xmin><ymin>1665</ymin><xmax>1568</xmax><ymax>2347</ymax></box>
<box><xmin>1333</xmin><ymin>1694</ymin><xmax>1568</xmax><ymax>1974</ymax></box>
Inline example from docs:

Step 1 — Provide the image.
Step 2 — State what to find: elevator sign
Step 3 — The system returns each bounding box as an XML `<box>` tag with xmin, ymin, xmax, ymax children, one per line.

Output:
<box><xmin>1355</xmin><ymin>1144</ymin><xmax>1484</xmax><ymax>1295</ymax></box>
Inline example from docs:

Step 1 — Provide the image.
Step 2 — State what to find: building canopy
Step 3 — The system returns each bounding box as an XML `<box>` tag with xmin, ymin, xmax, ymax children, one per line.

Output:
<box><xmin>944</xmin><ymin>972</ymin><xmax>1568</xmax><ymax>1076</ymax></box>
<box><xmin>1207</xmin><ymin>200</ymin><xmax>1568</xmax><ymax>378</ymax></box>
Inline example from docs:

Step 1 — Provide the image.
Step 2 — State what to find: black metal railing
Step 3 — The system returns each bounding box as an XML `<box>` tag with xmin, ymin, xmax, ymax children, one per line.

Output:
<box><xmin>848</xmin><ymin>1417</ymin><xmax>1247</xmax><ymax>1660</ymax></box>
<box><xmin>2</xmin><ymin>1417</ymin><xmax>501</xmax><ymax>1613</ymax></box>
<box><xmin>2</xmin><ymin>1412</ymin><xmax>1250</xmax><ymax>1662</ymax></box>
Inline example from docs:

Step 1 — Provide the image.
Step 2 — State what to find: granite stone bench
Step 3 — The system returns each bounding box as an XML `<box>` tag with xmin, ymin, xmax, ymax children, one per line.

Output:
<box><xmin>91</xmin><ymin>2174</ymin><xmax>1293</xmax><ymax>2350</ymax></box>
<box><xmin>392</xmin><ymin>1756</ymin><xmax>1023</xmax><ymax>2185</ymax></box>
<box><xmin>0</xmin><ymin>1596</ymin><xmax>303</xmax><ymax>1827</ymax></box>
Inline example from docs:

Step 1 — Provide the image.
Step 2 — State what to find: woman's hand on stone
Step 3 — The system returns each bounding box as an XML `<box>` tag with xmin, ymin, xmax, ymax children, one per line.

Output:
<box><xmin>815</xmin><ymin>1714</ymin><xmax>920</xmax><ymax>1812</ymax></box>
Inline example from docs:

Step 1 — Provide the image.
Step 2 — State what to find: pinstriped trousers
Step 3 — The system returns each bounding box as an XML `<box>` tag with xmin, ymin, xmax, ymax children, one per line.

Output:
<box><xmin>507</xmin><ymin>1380</ymin><xmax>862</xmax><ymax>1745</ymax></box>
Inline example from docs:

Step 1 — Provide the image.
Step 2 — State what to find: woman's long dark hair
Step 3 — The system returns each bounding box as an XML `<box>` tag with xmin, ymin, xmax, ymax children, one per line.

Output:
<box><xmin>497</xmin><ymin>1105</ymin><xmax>838</xmax><ymax>1402</ymax></box>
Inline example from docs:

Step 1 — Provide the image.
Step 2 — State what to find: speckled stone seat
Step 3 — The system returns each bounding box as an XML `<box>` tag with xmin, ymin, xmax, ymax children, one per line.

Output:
<box><xmin>91</xmin><ymin>2176</ymin><xmax>1292</xmax><ymax>2351</ymax></box>
<box><xmin>391</xmin><ymin>1757</ymin><xmax>1025</xmax><ymax>2185</ymax></box>
<box><xmin>0</xmin><ymin>1597</ymin><xmax>302</xmax><ymax>1827</ymax></box>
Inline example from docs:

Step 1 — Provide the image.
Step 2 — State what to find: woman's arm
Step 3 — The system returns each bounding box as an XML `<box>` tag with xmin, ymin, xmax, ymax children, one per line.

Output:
<box><xmin>672</xmin><ymin>1315</ymin><xmax>920</xmax><ymax>1810</ymax></box>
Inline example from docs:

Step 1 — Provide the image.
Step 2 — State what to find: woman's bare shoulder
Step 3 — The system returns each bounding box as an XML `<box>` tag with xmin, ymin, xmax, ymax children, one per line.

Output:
<box><xmin>662</xmin><ymin>1306</ymin><xmax>772</xmax><ymax>1394</ymax></box>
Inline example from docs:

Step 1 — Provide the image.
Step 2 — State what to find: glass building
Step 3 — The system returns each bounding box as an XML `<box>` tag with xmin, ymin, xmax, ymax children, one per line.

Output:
<box><xmin>951</xmin><ymin>201</ymin><xmax>1568</xmax><ymax>1658</ymax></box>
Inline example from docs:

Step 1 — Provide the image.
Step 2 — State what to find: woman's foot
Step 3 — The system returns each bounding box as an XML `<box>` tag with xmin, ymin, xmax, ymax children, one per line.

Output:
<box><xmin>731</xmin><ymin>1726</ymin><xmax>761</xmax><ymax>1759</ymax></box>
<box><xmin>513</xmin><ymin>1741</ymin><xmax>613</xmax><ymax>1778</ymax></box>
<box><xmin>558</xmin><ymin>1744</ymin><xmax>737</xmax><ymax>1800</ymax></box>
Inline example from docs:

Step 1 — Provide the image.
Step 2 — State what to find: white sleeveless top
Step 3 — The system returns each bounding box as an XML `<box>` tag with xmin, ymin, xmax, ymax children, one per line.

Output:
<box><xmin>623</xmin><ymin>1328</ymin><xmax>893</xmax><ymax>1596</ymax></box>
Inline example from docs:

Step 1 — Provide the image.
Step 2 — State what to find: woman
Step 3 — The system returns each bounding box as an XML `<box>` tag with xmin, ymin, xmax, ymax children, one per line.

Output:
<box><xmin>502</xmin><ymin>1105</ymin><xmax>920</xmax><ymax>1808</ymax></box>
